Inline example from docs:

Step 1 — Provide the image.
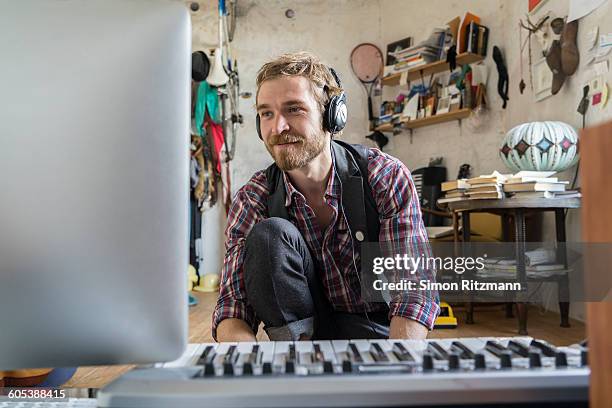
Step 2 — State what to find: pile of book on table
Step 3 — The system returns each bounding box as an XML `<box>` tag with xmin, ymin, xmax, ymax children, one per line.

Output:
<box><xmin>477</xmin><ymin>247</ymin><xmax>568</xmax><ymax>278</ymax></box>
<box><xmin>438</xmin><ymin>171</ymin><xmax>582</xmax><ymax>205</ymax></box>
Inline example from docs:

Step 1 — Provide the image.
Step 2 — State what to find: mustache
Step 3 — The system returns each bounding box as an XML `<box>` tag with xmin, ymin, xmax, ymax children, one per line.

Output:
<box><xmin>269</xmin><ymin>132</ymin><xmax>304</xmax><ymax>146</ymax></box>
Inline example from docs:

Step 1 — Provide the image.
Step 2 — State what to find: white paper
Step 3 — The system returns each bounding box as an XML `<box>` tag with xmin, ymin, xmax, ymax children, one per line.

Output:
<box><xmin>400</xmin><ymin>71</ymin><xmax>408</xmax><ymax>85</ymax></box>
<box><xmin>568</xmin><ymin>0</ymin><xmax>608</xmax><ymax>22</ymax></box>
<box><xmin>471</xmin><ymin>64</ymin><xmax>489</xmax><ymax>86</ymax></box>
<box><xmin>588</xmin><ymin>27</ymin><xmax>600</xmax><ymax>50</ymax></box>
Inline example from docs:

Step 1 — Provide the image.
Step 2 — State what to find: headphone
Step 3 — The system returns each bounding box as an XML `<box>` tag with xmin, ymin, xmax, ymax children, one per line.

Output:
<box><xmin>256</xmin><ymin>67</ymin><xmax>347</xmax><ymax>140</ymax></box>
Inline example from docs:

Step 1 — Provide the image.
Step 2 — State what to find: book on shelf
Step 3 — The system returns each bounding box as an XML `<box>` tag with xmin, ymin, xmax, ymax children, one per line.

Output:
<box><xmin>503</xmin><ymin>181</ymin><xmax>568</xmax><ymax>193</ymax></box>
<box><xmin>457</xmin><ymin>12</ymin><xmax>481</xmax><ymax>53</ymax></box>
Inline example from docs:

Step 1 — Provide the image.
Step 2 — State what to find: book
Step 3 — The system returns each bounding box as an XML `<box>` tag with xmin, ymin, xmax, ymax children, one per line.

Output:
<box><xmin>503</xmin><ymin>182</ymin><xmax>567</xmax><ymax>193</ymax></box>
<box><xmin>505</xmin><ymin>170</ymin><xmax>557</xmax><ymax>184</ymax></box>
<box><xmin>385</xmin><ymin>36</ymin><xmax>413</xmax><ymax>66</ymax></box>
<box><xmin>457</xmin><ymin>12</ymin><xmax>481</xmax><ymax>53</ymax></box>
<box><xmin>437</xmin><ymin>196</ymin><xmax>468</xmax><ymax>204</ymax></box>
<box><xmin>466</xmin><ymin>191</ymin><xmax>503</xmax><ymax>199</ymax></box>
<box><xmin>478</xmin><ymin>25</ymin><xmax>489</xmax><ymax>56</ymax></box>
<box><xmin>466</xmin><ymin>21</ymin><xmax>479</xmax><ymax>54</ymax></box>
<box><xmin>445</xmin><ymin>190</ymin><xmax>469</xmax><ymax>198</ymax></box>
<box><xmin>467</xmin><ymin>171</ymin><xmax>510</xmax><ymax>185</ymax></box>
<box><xmin>441</xmin><ymin>179</ymin><xmax>469</xmax><ymax>191</ymax></box>
<box><xmin>467</xmin><ymin>185</ymin><xmax>502</xmax><ymax>193</ymax></box>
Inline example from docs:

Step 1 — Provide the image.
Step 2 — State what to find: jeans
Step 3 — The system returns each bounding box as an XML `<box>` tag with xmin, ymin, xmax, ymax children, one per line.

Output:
<box><xmin>244</xmin><ymin>217</ymin><xmax>390</xmax><ymax>341</ymax></box>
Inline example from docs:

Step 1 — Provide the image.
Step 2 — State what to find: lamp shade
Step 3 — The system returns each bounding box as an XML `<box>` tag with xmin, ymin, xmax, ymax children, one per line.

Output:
<box><xmin>500</xmin><ymin>121</ymin><xmax>579</xmax><ymax>172</ymax></box>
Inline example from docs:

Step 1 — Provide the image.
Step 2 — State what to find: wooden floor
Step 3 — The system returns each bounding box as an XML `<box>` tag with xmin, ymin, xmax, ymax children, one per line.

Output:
<box><xmin>64</xmin><ymin>291</ymin><xmax>586</xmax><ymax>389</ymax></box>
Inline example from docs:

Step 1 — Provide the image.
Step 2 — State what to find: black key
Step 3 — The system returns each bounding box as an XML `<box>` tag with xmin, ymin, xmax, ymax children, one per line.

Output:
<box><xmin>451</xmin><ymin>341</ymin><xmax>475</xmax><ymax>359</ymax></box>
<box><xmin>427</xmin><ymin>342</ymin><xmax>449</xmax><ymax>361</ymax></box>
<box><xmin>224</xmin><ymin>345</ymin><xmax>237</xmax><ymax>364</ymax></box>
<box><xmin>579</xmin><ymin>339</ymin><xmax>587</xmax><ymax>348</ymax></box>
<box><xmin>474</xmin><ymin>353</ymin><xmax>486</xmax><ymax>370</ymax></box>
<box><xmin>288</xmin><ymin>344</ymin><xmax>296</xmax><ymax>362</ymax></box>
<box><xmin>349</xmin><ymin>344</ymin><xmax>363</xmax><ymax>363</ymax></box>
<box><xmin>555</xmin><ymin>352</ymin><xmax>568</xmax><ymax>368</ymax></box>
<box><xmin>581</xmin><ymin>349</ymin><xmax>588</xmax><ymax>366</ymax></box>
<box><xmin>508</xmin><ymin>340</ymin><xmax>529</xmax><ymax>358</ymax></box>
<box><xmin>530</xmin><ymin>340</ymin><xmax>556</xmax><ymax>357</ymax></box>
<box><xmin>242</xmin><ymin>362</ymin><xmax>253</xmax><ymax>375</ymax></box>
<box><xmin>223</xmin><ymin>362</ymin><xmax>234</xmax><ymax>376</ymax></box>
<box><xmin>422</xmin><ymin>352</ymin><xmax>434</xmax><ymax>371</ymax></box>
<box><xmin>370</xmin><ymin>343</ymin><xmax>389</xmax><ymax>362</ymax></box>
<box><xmin>485</xmin><ymin>341</ymin><xmax>506</xmax><ymax>358</ymax></box>
<box><xmin>262</xmin><ymin>362</ymin><xmax>272</xmax><ymax>375</ymax></box>
<box><xmin>203</xmin><ymin>362</ymin><xmax>215</xmax><ymax>377</ymax></box>
<box><xmin>248</xmin><ymin>344</ymin><xmax>260</xmax><ymax>365</ymax></box>
<box><xmin>500</xmin><ymin>351</ymin><xmax>513</xmax><ymax>369</ymax></box>
<box><xmin>528</xmin><ymin>350</ymin><xmax>542</xmax><ymax>368</ymax></box>
<box><xmin>342</xmin><ymin>360</ymin><xmax>353</xmax><ymax>373</ymax></box>
<box><xmin>448</xmin><ymin>353</ymin><xmax>460</xmax><ymax>370</ymax></box>
<box><xmin>323</xmin><ymin>361</ymin><xmax>334</xmax><ymax>374</ymax></box>
<box><xmin>392</xmin><ymin>342</ymin><xmax>415</xmax><ymax>362</ymax></box>
<box><xmin>285</xmin><ymin>361</ymin><xmax>295</xmax><ymax>374</ymax></box>
<box><xmin>197</xmin><ymin>345</ymin><xmax>216</xmax><ymax>365</ymax></box>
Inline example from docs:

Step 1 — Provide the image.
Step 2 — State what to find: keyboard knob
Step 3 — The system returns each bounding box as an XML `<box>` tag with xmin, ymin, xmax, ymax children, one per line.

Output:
<box><xmin>448</xmin><ymin>353</ymin><xmax>460</xmax><ymax>370</ymax></box>
<box><xmin>342</xmin><ymin>360</ymin><xmax>353</xmax><ymax>373</ymax></box>
<box><xmin>581</xmin><ymin>349</ymin><xmax>588</xmax><ymax>367</ymax></box>
<box><xmin>323</xmin><ymin>361</ymin><xmax>334</xmax><ymax>374</ymax></box>
<box><xmin>285</xmin><ymin>361</ymin><xmax>295</xmax><ymax>374</ymax></box>
<box><xmin>474</xmin><ymin>353</ymin><xmax>486</xmax><ymax>370</ymax></box>
<box><xmin>262</xmin><ymin>362</ymin><xmax>273</xmax><ymax>375</ymax></box>
<box><xmin>500</xmin><ymin>351</ymin><xmax>512</xmax><ymax>369</ymax></box>
<box><xmin>242</xmin><ymin>362</ymin><xmax>253</xmax><ymax>376</ymax></box>
<box><xmin>529</xmin><ymin>351</ymin><xmax>542</xmax><ymax>368</ymax></box>
<box><xmin>223</xmin><ymin>362</ymin><xmax>234</xmax><ymax>376</ymax></box>
<box><xmin>203</xmin><ymin>362</ymin><xmax>215</xmax><ymax>377</ymax></box>
<box><xmin>555</xmin><ymin>352</ymin><xmax>568</xmax><ymax>368</ymax></box>
<box><xmin>422</xmin><ymin>352</ymin><xmax>434</xmax><ymax>371</ymax></box>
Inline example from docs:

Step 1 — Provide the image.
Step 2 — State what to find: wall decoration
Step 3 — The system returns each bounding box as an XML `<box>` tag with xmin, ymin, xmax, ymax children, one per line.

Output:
<box><xmin>528</xmin><ymin>0</ymin><xmax>548</xmax><ymax>14</ymax></box>
<box><xmin>500</xmin><ymin>121</ymin><xmax>579</xmax><ymax>172</ymax></box>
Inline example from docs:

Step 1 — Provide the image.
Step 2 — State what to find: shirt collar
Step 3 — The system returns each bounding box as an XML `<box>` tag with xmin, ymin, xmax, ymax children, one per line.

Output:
<box><xmin>280</xmin><ymin>146</ymin><xmax>340</xmax><ymax>208</ymax></box>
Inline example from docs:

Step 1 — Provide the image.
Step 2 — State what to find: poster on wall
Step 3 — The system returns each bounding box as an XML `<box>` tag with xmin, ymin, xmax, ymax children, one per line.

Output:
<box><xmin>528</xmin><ymin>0</ymin><xmax>548</xmax><ymax>14</ymax></box>
<box><xmin>568</xmin><ymin>0</ymin><xmax>608</xmax><ymax>21</ymax></box>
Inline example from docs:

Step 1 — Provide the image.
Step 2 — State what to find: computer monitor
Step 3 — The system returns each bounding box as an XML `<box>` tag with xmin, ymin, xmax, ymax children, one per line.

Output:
<box><xmin>0</xmin><ymin>0</ymin><xmax>191</xmax><ymax>370</ymax></box>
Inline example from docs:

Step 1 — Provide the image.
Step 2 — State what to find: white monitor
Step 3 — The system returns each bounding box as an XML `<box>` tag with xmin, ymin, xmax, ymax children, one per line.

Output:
<box><xmin>0</xmin><ymin>0</ymin><xmax>191</xmax><ymax>370</ymax></box>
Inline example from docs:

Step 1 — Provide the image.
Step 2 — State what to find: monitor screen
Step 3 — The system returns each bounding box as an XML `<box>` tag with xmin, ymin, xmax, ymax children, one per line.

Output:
<box><xmin>0</xmin><ymin>0</ymin><xmax>191</xmax><ymax>370</ymax></box>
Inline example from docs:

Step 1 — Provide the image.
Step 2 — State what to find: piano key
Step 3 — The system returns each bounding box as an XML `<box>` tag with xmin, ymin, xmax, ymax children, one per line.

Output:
<box><xmin>427</xmin><ymin>341</ymin><xmax>449</xmax><ymax>360</ymax></box>
<box><xmin>258</xmin><ymin>342</ymin><xmax>275</xmax><ymax>364</ymax></box>
<box><xmin>349</xmin><ymin>343</ymin><xmax>364</xmax><ymax>363</ymax></box>
<box><xmin>508</xmin><ymin>340</ymin><xmax>530</xmax><ymax>357</ymax></box>
<box><xmin>451</xmin><ymin>341</ymin><xmax>475</xmax><ymax>359</ymax></box>
<box><xmin>242</xmin><ymin>362</ymin><xmax>253</xmax><ymax>376</ymax></box>
<box><xmin>342</xmin><ymin>360</ymin><xmax>353</xmax><ymax>373</ymax></box>
<box><xmin>203</xmin><ymin>362</ymin><xmax>215</xmax><ymax>377</ymax></box>
<box><xmin>485</xmin><ymin>340</ymin><xmax>507</xmax><ymax>358</ymax></box>
<box><xmin>369</xmin><ymin>342</ymin><xmax>389</xmax><ymax>362</ymax></box>
<box><xmin>313</xmin><ymin>340</ymin><xmax>337</xmax><ymax>364</ymax></box>
<box><xmin>500</xmin><ymin>351</ymin><xmax>513</xmax><ymax>369</ymax></box>
<box><xmin>448</xmin><ymin>353</ymin><xmax>460</xmax><ymax>370</ymax></box>
<box><xmin>323</xmin><ymin>360</ymin><xmax>334</xmax><ymax>374</ymax></box>
<box><xmin>391</xmin><ymin>341</ymin><xmax>415</xmax><ymax>362</ymax></box>
<box><xmin>581</xmin><ymin>349</ymin><xmax>588</xmax><ymax>366</ymax></box>
<box><xmin>262</xmin><ymin>362</ymin><xmax>273</xmax><ymax>375</ymax></box>
<box><xmin>422</xmin><ymin>352</ymin><xmax>434</xmax><ymax>371</ymax></box>
<box><xmin>474</xmin><ymin>353</ymin><xmax>486</xmax><ymax>369</ymax></box>
<box><xmin>555</xmin><ymin>351</ymin><xmax>568</xmax><ymax>368</ymax></box>
<box><xmin>529</xmin><ymin>350</ymin><xmax>542</xmax><ymax>368</ymax></box>
<box><xmin>530</xmin><ymin>339</ymin><xmax>557</xmax><ymax>357</ymax></box>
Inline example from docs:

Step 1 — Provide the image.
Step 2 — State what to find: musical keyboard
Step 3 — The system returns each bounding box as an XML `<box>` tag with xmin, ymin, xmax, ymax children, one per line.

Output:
<box><xmin>97</xmin><ymin>337</ymin><xmax>589</xmax><ymax>407</ymax></box>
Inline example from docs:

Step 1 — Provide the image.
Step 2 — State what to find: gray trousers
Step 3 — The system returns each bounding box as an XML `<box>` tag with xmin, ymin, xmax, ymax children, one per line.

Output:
<box><xmin>244</xmin><ymin>217</ymin><xmax>390</xmax><ymax>341</ymax></box>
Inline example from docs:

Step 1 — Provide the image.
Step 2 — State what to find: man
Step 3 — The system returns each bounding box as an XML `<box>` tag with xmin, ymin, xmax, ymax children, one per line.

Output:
<box><xmin>213</xmin><ymin>52</ymin><xmax>438</xmax><ymax>342</ymax></box>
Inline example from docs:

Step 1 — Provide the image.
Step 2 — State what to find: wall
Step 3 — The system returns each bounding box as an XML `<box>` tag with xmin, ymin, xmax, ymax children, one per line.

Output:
<box><xmin>187</xmin><ymin>0</ymin><xmax>612</xmax><ymax>321</ymax></box>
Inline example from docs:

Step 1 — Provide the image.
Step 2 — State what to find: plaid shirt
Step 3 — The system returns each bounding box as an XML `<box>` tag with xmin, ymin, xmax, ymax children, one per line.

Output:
<box><xmin>212</xmin><ymin>146</ymin><xmax>439</xmax><ymax>340</ymax></box>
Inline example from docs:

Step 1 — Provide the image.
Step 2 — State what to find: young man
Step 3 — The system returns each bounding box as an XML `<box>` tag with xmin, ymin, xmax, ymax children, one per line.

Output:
<box><xmin>213</xmin><ymin>52</ymin><xmax>439</xmax><ymax>342</ymax></box>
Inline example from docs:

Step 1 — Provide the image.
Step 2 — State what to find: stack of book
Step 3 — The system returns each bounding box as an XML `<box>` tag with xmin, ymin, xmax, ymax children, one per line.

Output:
<box><xmin>503</xmin><ymin>171</ymin><xmax>581</xmax><ymax>199</ymax></box>
<box><xmin>478</xmin><ymin>257</ymin><xmax>568</xmax><ymax>278</ymax></box>
<box><xmin>383</xmin><ymin>27</ymin><xmax>449</xmax><ymax>76</ymax></box>
<box><xmin>437</xmin><ymin>171</ymin><xmax>582</xmax><ymax>206</ymax></box>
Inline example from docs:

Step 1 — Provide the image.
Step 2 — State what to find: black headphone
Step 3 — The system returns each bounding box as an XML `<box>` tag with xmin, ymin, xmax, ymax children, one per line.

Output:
<box><xmin>256</xmin><ymin>67</ymin><xmax>347</xmax><ymax>140</ymax></box>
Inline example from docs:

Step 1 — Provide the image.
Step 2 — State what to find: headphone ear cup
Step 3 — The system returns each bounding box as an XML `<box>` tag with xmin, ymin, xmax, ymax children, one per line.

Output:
<box><xmin>256</xmin><ymin>114</ymin><xmax>262</xmax><ymax>140</ymax></box>
<box><xmin>325</xmin><ymin>93</ymin><xmax>347</xmax><ymax>134</ymax></box>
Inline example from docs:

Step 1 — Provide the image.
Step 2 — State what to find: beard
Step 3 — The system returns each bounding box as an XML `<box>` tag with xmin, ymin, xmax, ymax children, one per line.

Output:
<box><xmin>265</xmin><ymin>130</ymin><xmax>326</xmax><ymax>171</ymax></box>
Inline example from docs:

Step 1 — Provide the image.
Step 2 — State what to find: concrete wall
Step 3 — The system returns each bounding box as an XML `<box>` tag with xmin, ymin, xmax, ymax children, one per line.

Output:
<box><xmin>187</xmin><ymin>0</ymin><xmax>612</xmax><ymax>321</ymax></box>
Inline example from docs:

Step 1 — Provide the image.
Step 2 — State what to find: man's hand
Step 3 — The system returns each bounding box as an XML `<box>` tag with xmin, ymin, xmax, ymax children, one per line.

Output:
<box><xmin>388</xmin><ymin>316</ymin><xmax>428</xmax><ymax>340</ymax></box>
<box><xmin>216</xmin><ymin>318</ymin><xmax>257</xmax><ymax>342</ymax></box>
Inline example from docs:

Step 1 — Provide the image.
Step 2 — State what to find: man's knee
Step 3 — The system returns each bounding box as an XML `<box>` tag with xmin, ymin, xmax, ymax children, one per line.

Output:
<box><xmin>245</xmin><ymin>217</ymin><xmax>301</xmax><ymax>255</ymax></box>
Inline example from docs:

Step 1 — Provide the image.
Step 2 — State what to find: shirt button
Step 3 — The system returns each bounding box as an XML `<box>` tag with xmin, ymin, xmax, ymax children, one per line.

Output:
<box><xmin>355</xmin><ymin>231</ymin><xmax>365</xmax><ymax>242</ymax></box>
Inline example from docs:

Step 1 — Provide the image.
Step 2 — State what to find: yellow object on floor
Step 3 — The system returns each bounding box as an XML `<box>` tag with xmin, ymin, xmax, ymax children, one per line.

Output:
<box><xmin>434</xmin><ymin>302</ymin><xmax>458</xmax><ymax>329</ymax></box>
<box><xmin>193</xmin><ymin>273</ymin><xmax>220</xmax><ymax>293</ymax></box>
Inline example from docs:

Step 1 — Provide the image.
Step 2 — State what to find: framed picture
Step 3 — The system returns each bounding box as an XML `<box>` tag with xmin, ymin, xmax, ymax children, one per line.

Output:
<box><xmin>436</xmin><ymin>96</ymin><xmax>451</xmax><ymax>114</ymax></box>
<box><xmin>533</xmin><ymin>58</ymin><xmax>553</xmax><ymax>101</ymax></box>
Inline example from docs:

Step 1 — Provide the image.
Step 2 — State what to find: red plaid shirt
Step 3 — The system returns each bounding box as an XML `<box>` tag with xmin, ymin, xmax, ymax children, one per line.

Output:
<box><xmin>212</xmin><ymin>146</ymin><xmax>439</xmax><ymax>340</ymax></box>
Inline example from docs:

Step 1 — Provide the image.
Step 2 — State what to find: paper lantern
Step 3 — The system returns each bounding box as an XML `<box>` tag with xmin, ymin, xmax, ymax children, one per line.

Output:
<box><xmin>500</xmin><ymin>121</ymin><xmax>579</xmax><ymax>172</ymax></box>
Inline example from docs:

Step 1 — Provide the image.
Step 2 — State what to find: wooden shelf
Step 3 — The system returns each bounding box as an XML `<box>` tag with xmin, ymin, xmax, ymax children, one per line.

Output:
<box><xmin>375</xmin><ymin>108</ymin><xmax>471</xmax><ymax>132</ymax></box>
<box><xmin>381</xmin><ymin>53</ymin><xmax>484</xmax><ymax>86</ymax></box>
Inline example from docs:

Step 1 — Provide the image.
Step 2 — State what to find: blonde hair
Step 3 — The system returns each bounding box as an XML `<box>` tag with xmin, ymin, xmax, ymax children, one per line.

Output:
<box><xmin>256</xmin><ymin>52</ymin><xmax>342</xmax><ymax>114</ymax></box>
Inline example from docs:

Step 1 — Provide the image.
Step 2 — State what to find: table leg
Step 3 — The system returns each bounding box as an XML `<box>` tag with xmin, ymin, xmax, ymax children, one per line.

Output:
<box><xmin>505</xmin><ymin>303</ymin><xmax>514</xmax><ymax>318</ymax></box>
<box><xmin>555</xmin><ymin>209</ymin><xmax>570</xmax><ymax>328</ymax></box>
<box><xmin>462</xmin><ymin>211</ymin><xmax>474</xmax><ymax>325</ymax></box>
<box><xmin>515</xmin><ymin>209</ymin><xmax>528</xmax><ymax>335</ymax></box>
